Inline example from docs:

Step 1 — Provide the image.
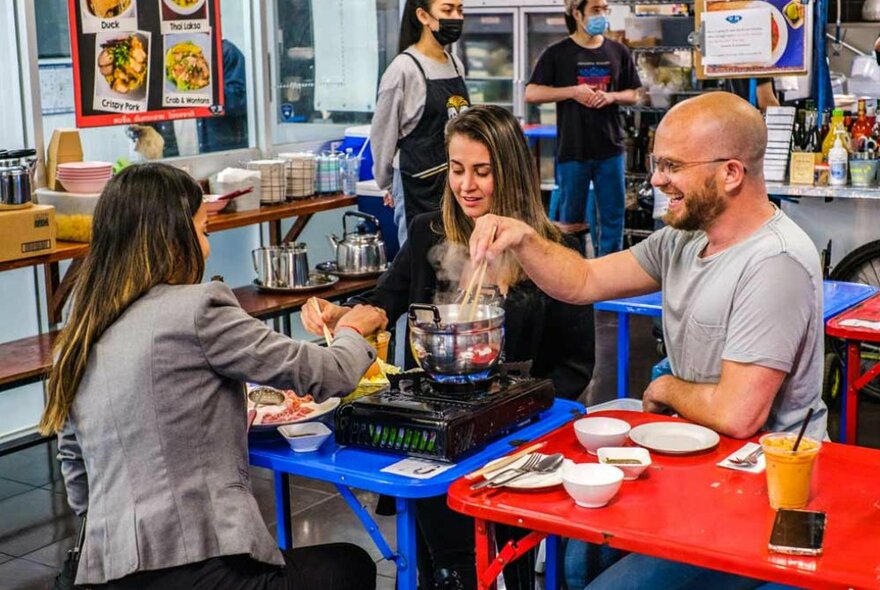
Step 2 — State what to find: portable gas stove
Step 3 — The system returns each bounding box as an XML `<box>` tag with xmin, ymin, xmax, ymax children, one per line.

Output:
<box><xmin>334</xmin><ymin>363</ymin><xmax>555</xmax><ymax>462</ymax></box>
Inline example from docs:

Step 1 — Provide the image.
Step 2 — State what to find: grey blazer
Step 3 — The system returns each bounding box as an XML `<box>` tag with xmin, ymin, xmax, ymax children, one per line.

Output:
<box><xmin>57</xmin><ymin>281</ymin><xmax>376</xmax><ymax>585</ymax></box>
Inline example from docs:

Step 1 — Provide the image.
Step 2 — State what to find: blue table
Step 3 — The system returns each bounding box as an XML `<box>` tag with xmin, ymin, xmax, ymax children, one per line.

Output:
<box><xmin>249</xmin><ymin>398</ymin><xmax>584</xmax><ymax>590</ymax></box>
<box><xmin>522</xmin><ymin>124</ymin><xmax>557</xmax><ymax>140</ymax></box>
<box><xmin>594</xmin><ymin>280</ymin><xmax>878</xmax><ymax>437</ymax></box>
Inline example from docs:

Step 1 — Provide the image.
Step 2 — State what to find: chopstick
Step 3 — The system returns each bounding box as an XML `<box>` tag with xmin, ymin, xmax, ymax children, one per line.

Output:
<box><xmin>464</xmin><ymin>441</ymin><xmax>547</xmax><ymax>480</ymax></box>
<box><xmin>465</xmin><ymin>226</ymin><xmax>497</xmax><ymax>322</ymax></box>
<box><xmin>311</xmin><ymin>298</ymin><xmax>333</xmax><ymax>346</ymax></box>
<box><xmin>217</xmin><ymin>187</ymin><xmax>254</xmax><ymax>202</ymax></box>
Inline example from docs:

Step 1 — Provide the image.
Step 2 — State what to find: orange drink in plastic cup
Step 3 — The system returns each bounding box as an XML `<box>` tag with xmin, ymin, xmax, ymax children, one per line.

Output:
<box><xmin>363</xmin><ymin>331</ymin><xmax>391</xmax><ymax>379</ymax></box>
<box><xmin>760</xmin><ymin>432</ymin><xmax>821</xmax><ymax>509</ymax></box>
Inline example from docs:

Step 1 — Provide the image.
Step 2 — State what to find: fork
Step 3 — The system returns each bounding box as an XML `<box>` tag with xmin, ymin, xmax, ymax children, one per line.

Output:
<box><xmin>470</xmin><ymin>454</ymin><xmax>542</xmax><ymax>490</ymax></box>
<box><xmin>730</xmin><ymin>447</ymin><xmax>764</xmax><ymax>466</ymax></box>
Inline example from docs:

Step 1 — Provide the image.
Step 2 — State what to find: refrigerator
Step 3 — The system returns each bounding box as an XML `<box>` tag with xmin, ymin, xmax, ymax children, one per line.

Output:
<box><xmin>454</xmin><ymin>1</ymin><xmax>568</xmax><ymax>122</ymax></box>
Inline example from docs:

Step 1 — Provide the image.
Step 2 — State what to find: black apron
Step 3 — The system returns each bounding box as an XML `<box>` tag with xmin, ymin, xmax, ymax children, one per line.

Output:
<box><xmin>398</xmin><ymin>51</ymin><xmax>470</xmax><ymax>226</ymax></box>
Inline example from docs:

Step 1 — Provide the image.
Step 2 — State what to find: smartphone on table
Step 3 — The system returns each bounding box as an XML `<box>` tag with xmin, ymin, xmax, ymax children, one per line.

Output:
<box><xmin>768</xmin><ymin>509</ymin><xmax>826</xmax><ymax>556</ymax></box>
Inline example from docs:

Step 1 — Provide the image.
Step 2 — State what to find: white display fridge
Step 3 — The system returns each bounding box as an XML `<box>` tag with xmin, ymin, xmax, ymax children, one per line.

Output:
<box><xmin>454</xmin><ymin>1</ymin><xmax>569</xmax><ymax>123</ymax></box>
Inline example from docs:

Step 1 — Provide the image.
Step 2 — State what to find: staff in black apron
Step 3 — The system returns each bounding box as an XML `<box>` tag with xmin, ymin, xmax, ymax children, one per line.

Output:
<box><xmin>370</xmin><ymin>0</ymin><xmax>470</xmax><ymax>244</ymax></box>
<box><xmin>397</xmin><ymin>52</ymin><xmax>470</xmax><ymax>225</ymax></box>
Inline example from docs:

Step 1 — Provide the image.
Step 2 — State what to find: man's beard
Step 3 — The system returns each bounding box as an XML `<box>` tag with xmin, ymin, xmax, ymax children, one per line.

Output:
<box><xmin>662</xmin><ymin>177</ymin><xmax>727</xmax><ymax>231</ymax></box>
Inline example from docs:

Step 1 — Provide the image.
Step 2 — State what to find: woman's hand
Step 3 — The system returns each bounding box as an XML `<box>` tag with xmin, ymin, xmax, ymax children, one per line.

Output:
<box><xmin>383</xmin><ymin>190</ymin><xmax>394</xmax><ymax>208</ymax></box>
<box><xmin>337</xmin><ymin>304</ymin><xmax>388</xmax><ymax>337</ymax></box>
<box><xmin>301</xmin><ymin>298</ymin><xmax>350</xmax><ymax>336</ymax></box>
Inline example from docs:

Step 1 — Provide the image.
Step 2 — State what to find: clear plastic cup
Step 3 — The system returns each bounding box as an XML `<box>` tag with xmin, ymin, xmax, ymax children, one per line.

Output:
<box><xmin>760</xmin><ymin>432</ymin><xmax>822</xmax><ymax>509</ymax></box>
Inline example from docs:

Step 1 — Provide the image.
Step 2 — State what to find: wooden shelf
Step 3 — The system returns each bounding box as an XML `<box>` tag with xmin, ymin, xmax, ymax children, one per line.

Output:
<box><xmin>0</xmin><ymin>194</ymin><xmax>356</xmax><ymax>273</ymax></box>
<box><xmin>0</xmin><ymin>276</ymin><xmax>378</xmax><ymax>392</ymax></box>
<box><xmin>0</xmin><ymin>241</ymin><xmax>88</xmax><ymax>273</ymax></box>
<box><xmin>0</xmin><ymin>331</ymin><xmax>58</xmax><ymax>391</ymax></box>
<box><xmin>207</xmin><ymin>194</ymin><xmax>356</xmax><ymax>232</ymax></box>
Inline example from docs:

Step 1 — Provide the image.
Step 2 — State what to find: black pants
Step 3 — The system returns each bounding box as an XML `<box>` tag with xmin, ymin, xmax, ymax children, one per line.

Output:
<box><xmin>416</xmin><ymin>496</ymin><xmax>535</xmax><ymax>590</ymax></box>
<box><xmin>96</xmin><ymin>544</ymin><xmax>376</xmax><ymax>590</ymax></box>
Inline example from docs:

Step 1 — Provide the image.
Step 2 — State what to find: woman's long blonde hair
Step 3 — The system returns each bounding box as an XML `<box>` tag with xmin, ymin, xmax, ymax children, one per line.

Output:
<box><xmin>440</xmin><ymin>105</ymin><xmax>562</xmax><ymax>285</ymax></box>
<box><xmin>39</xmin><ymin>163</ymin><xmax>205</xmax><ymax>434</ymax></box>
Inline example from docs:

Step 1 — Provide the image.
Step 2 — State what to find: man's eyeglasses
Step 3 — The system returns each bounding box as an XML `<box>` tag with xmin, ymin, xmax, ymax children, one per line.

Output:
<box><xmin>648</xmin><ymin>155</ymin><xmax>748</xmax><ymax>177</ymax></box>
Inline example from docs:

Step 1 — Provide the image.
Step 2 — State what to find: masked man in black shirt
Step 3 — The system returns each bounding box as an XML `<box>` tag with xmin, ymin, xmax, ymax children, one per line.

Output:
<box><xmin>526</xmin><ymin>0</ymin><xmax>641</xmax><ymax>256</ymax></box>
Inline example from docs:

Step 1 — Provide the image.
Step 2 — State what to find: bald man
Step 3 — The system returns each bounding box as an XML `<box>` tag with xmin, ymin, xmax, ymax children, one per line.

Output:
<box><xmin>474</xmin><ymin>91</ymin><xmax>826</xmax><ymax>589</ymax></box>
<box><xmin>471</xmin><ymin>91</ymin><xmax>827</xmax><ymax>441</ymax></box>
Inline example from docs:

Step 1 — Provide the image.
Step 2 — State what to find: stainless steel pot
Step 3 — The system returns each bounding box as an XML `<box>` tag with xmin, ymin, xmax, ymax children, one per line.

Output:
<box><xmin>408</xmin><ymin>303</ymin><xmax>505</xmax><ymax>380</ymax></box>
<box><xmin>0</xmin><ymin>166</ymin><xmax>33</xmax><ymax>210</ymax></box>
<box><xmin>252</xmin><ymin>243</ymin><xmax>310</xmax><ymax>289</ymax></box>
<box><xmin>328</xmin><ymin>211</ymin><xmax>387</xmax><ymax>273</ymax></box>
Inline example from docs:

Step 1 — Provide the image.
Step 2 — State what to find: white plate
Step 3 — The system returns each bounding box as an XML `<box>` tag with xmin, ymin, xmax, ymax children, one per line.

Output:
<box><xmin>628</xmin><ymin>422</ymin><xmax>720</xmax><ymax>455</ymax></box>
<box><xmin>247</xmin><ymin>386</ymin><xmax>341</xmax><ymax>431</ymax></box>
<box><xmin>742</xmin><ymin>1</ymin><xmax>788</xmax><ymax>64</ymax></box>
<box><xmin>483</xmin><ymin>455</ymin><xmax>573</xmax><ymax>490</ymax></box>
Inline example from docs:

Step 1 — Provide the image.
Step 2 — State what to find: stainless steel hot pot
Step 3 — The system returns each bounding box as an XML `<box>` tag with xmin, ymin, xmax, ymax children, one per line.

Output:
<box><xmin>408</xmin><ymin>303</ymin><xmax>505</xmax><ymax>380</ymax></box>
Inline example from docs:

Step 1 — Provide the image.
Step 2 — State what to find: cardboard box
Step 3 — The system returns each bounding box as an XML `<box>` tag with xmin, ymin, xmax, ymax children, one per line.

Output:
<box><xmin>0</xmin><ymin>204</ymin><xmax>56</xmax><ymax>263</ymax></box>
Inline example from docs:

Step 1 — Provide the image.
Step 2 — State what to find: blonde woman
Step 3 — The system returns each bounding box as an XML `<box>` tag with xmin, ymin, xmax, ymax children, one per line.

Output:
<box><xmin>304</xmin><ymin>105</ymin><xmax>595</xmax><ymax>590</ymax></box>
<box><xmin>41</xmin><ymin>163</ymin><xmax>386</xmax><ymax>589</ymax></box>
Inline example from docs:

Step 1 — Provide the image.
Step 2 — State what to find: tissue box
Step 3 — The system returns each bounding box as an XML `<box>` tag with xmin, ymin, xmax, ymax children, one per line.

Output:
<box><xmin>0</xmin><ymin>205</ymin><xmax>56</xmax><ymax>262</ymax></box>
<box><xmin>34</xmin><ymin>188</ymin><xmax>98</xmax><ymax>242</ymax></box>
<box><xmin>209</xmin><ymin>168</ymin><xmax>261</xmax><ymax>212</ymax></box>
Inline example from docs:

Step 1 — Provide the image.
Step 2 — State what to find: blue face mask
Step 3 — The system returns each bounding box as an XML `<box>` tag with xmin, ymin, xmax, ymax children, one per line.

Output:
<box><xmin>585</xmin><ymin>14</ymin><xmax>607</xmax><ymax>36</ymax></box>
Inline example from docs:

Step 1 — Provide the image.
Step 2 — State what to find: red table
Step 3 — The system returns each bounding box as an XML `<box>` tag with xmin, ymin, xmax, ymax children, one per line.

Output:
<box><xmin>447</xmin><ymin>410</ymin><xmax>880</xmax><ymax>590</ymax></box>
<box><xmin>826</xmin><ymin>292</ymin><xmax>880</xmax><ymax>445</ymax></box>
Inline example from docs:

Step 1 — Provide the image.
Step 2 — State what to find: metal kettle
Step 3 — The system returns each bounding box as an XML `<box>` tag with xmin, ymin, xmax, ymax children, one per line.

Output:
<box><xmin>327</xmin><ymin>211</ymin><xmax>387</xmax><ymax>273</ymax></box>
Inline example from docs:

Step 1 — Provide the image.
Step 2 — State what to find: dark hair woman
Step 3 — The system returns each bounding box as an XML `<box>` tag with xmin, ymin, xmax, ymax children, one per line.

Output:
<box><xmin>304</xmin><ymin>106</ymin><xmax>595</xmax><ymax>590</ymax></box>
<box><xmin>371</xmin><ymin>0</ymin><xmax>469</xmax><ymax>249</ymax></box>
<box><xmin>40</xmin><ymin>163</ymin><xmax>387</xmax><ymax>590</ymax></box>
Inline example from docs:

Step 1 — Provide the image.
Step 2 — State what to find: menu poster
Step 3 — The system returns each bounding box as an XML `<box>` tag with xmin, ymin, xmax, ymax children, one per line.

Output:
<box><xmin>69</xmin><ymin>0</ymin><xmax>225</xmax><ymax>128</ymax></box>
<box><xmin>695</xmin><ymin>0</ymin><xmax>811</xmax><ymax>79</ymax></box>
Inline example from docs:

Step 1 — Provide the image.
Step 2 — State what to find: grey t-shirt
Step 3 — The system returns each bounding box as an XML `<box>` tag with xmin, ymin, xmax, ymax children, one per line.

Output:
<box><xmin>631</xmin><ymin>207</ymin><xmax>827</xmax><ymax>439</ymax></box>
<box><xmin>370</xmin><ymin>47</ymin><xmax>465</xmax><ymax>191</ymax></box>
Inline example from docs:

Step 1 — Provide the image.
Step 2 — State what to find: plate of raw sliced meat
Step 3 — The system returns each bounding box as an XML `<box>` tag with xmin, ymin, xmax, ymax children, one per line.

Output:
<box><xmin>246</xmin><ymin>385</ymin><xmax>341</xmax><ymax>431</ymax></box>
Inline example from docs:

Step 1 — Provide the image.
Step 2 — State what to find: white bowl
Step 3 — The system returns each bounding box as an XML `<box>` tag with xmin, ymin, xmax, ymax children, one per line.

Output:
<box><xmin>596</xmin><ymin>447</ymin><xmax>651</xmax><ymax>480</ymax></box>
<box><xmin>162</xmin><ymin>0</ymin><xmax>207</xmax><ymax>16</ymax></box>
<box><xmin>277</xmin><ymin>422</ymin><xmax>332</xmax><ymax>453</ymax></box>
<box><xmin>562</xmin><ymin>463</ymin><xmax>624</xmax><ymax>508</ymax></box>
<box><xmin>202</xmin><ymin>194</ymin><xmax>229</xmax><ymax>215</ymax></box>
<box><xmin>573</xmin><ymin>417</ymin><xmax>631</xmax><ymax>455</ymax></box>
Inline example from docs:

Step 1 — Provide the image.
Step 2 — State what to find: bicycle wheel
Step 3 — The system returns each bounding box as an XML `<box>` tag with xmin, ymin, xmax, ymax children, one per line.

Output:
<box><xmin>828</xmin><ymin>239</ymin><xmax>880</xmax><ymax>402</ymax></box>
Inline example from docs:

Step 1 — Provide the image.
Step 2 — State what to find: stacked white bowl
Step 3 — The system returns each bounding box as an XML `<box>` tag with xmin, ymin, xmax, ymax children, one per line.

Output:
<box><xmin>57</xmin><ymin>162</ymin><xmax>113</xmax><ymax>194</ymax></box>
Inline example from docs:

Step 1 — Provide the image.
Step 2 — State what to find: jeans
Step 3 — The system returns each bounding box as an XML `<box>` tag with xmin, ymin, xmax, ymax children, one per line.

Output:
<box><xmin>564</xmin><ymin>540</ymin><xmax>625</xmax><ymax>589</ymax></box>
<box><xmin>584</xmin><ymin>553</ymin><xmax>765</xmax><ymax>590</ymax></box>
<box><xmin>550</xmin><ymin>155</ymin><xmax>626</xmax><ymax>257</ymax></box>
<box><xmin>392</xmin><ymin>168</ymin><xmax>408</xmax><ymax>248</ymax></box>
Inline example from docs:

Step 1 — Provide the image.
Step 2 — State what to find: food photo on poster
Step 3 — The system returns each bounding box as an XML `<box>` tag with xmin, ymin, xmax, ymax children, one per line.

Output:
<box><xmin>163</xmin><ymin>33</ymin><xmax>213</xmax><ymax>107</ymax></box>
<box><xmin>68</xmin><ymin>0</ymin><xmax>224</xmax><ymax>127</ymax></box>
<box><xmin>79</xmin><ymin>0</ymin><xmax>137</xmax><ymax>34</ymax></box>
<box><xmin>159</xmin><ymin>0</ymin><xmax>210</xmax><ymax>34</ymax></box>
<box><xmin>93</xmin><ymin>31</ymin><xmax>150</xmax><ymax>114</ymax></box>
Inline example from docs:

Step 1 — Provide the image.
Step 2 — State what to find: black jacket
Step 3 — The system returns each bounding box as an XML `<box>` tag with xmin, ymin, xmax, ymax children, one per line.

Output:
<box><xmin>349</xmin><ymin>211</ymin><xmax>595</xmax><ymax>399</ymax></box>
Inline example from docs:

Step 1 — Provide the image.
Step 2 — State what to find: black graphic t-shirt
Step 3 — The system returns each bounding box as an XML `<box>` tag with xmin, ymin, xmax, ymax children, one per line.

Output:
<box><xmin>529</xmin><ymin>37</ymin><xmax>641</xmax><ymax>162</ymax></box>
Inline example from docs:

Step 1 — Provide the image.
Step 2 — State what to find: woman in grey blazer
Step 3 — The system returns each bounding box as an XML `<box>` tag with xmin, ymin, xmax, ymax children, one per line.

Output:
<box><xmin>40</xmin><ymin>163</ymin><xmax>387</xmax><ymax>590</ymax></box>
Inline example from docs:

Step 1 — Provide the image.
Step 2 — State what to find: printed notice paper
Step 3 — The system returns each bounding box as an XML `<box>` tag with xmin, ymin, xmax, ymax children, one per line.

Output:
<box><xmin>702</xmin><ymin>8</ymin><xmax>772</xmax><ymax>65</ymax></box>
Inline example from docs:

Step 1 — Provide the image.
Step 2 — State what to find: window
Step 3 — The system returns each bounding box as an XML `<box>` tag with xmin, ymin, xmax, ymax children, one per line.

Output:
<box><xmin>271</xmin><ymin>0</ymin><xmax>400</xmax><ymax>145</ymax></box>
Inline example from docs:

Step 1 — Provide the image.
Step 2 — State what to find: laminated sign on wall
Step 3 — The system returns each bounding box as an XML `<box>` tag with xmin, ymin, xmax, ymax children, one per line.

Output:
<box><xmin>694</xmin><ymin>0</ymin><xmax>811</xmax><ymax>79</ymax></box>
<box><xmin>68</xmin><ymin>0</ymin><xmax>225</xmax><ymax>127</ymax></box>
<box><xmin>312</xmin><ymin>0</ymin><xmax>379</xmax><ymax>113</ymax></box>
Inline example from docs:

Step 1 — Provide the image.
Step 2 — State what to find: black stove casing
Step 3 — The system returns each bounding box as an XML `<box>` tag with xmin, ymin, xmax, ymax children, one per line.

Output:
<box><xmin>334</xmin><ymin>368</ymin><xmax>555</xmax><ymax>462</ymax></box>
